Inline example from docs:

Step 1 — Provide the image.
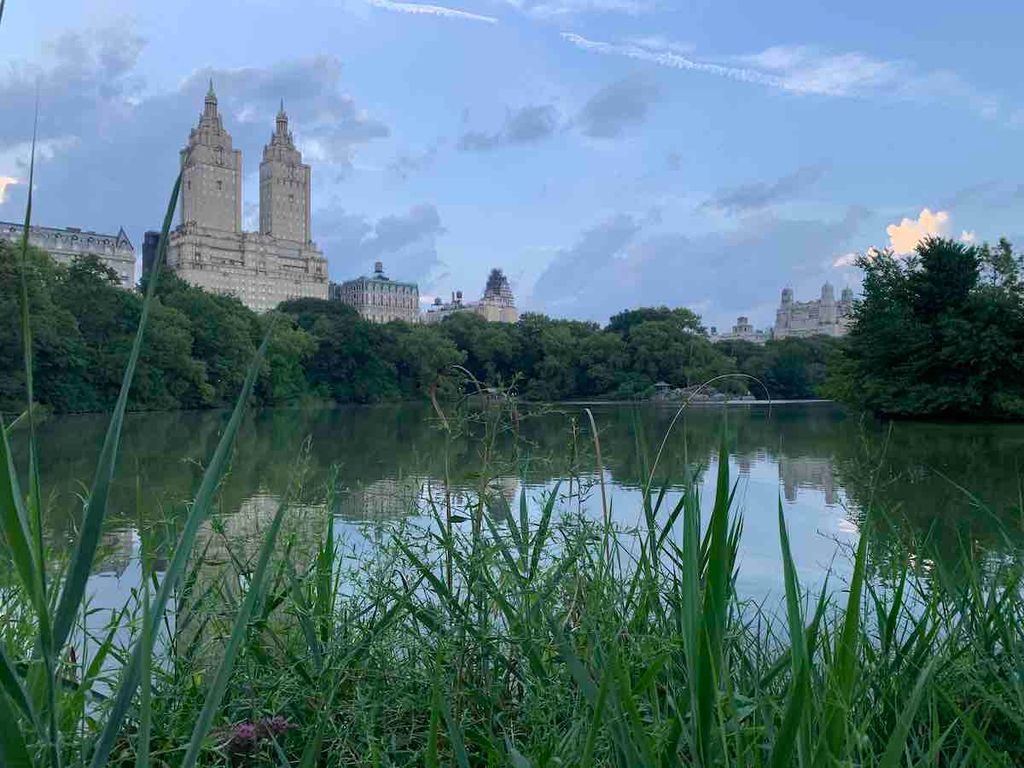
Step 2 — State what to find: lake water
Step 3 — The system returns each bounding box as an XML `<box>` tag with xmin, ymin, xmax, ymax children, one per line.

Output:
<box><xmin>19</xmin><ymin>402</ymin><xmax>1024</xmax><ymax>612</ymax></box>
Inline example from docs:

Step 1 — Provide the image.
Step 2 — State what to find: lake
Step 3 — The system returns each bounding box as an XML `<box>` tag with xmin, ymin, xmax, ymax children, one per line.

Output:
<box><xmin>18</xmin><ymin>401</ymin><xmax>1024</xmax><ymax>612</ymax></box>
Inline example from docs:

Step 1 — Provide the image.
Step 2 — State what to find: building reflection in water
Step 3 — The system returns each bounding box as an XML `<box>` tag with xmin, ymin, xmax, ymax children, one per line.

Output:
<box><xmin>778</xmin><ymin>456</ymin><xmax>840</xmax><ymax>506</ymax></box>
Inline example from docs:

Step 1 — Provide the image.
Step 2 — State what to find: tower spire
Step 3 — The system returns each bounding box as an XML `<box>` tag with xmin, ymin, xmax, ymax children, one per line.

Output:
<box><xmin>203</xmin><ymin>78</ymin><xmax>218</xmax><ymax>118</ymax></box>
<box><xmin>275</xmin><ymin>98</ymin><xmax>289</xmax><ymax>137</ymax></box>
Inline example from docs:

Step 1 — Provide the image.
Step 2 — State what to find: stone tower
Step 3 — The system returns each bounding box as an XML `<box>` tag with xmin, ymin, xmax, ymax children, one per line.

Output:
<box><xmin>180</xmin><ymin>81</ymin><xmax>242</xmax><ymax>233</ymax></box>
<box><xmin>820</xmin><ymin>282</ymin><xmax>836</xmax><ymax>324</ymax></box>
<box><xmin>259</xmin><ymin>102</ymin><xmax>311</xmax><ymax>244</ymax></box>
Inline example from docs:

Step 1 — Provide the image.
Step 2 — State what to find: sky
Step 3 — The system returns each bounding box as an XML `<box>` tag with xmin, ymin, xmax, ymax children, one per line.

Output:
<box><xmin>2</xmin><ymin>0</ymin><xmax>1023</xmax><ymax>329</ymax></box>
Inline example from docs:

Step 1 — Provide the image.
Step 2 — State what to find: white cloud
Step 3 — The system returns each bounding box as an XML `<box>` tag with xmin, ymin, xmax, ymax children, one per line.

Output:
<box><xmin>737</xmin><ymin>45</ymin><xmax>898</xmax><ymax>97</ymax></box>
<box><xmin>959</xmin><ymin>229</ymin><xmax>977</xmax><ymax>244</ymax></box>
<box><xmin>885</xmin><ymin>208</ymin><xmax>951</xmax><ymax>254</ymax></box>
<box><xmin>365</xmin><ymin>0</ymin><xmax>498</xmax><ymax>23</ymax></box>
<box><xmin>0</xmin><ymin>176</ymin><xmax>18</xmax><ymax>204</ymax></box>
<box><xmin>560</xmin><ymin>35</ymin><xmax>1002</xmax><ymax>116</ymax></box>
<box><xmin>832</xmin><ymin>251</ymin><xmax>858</xmax><ymax>268</ymax></box>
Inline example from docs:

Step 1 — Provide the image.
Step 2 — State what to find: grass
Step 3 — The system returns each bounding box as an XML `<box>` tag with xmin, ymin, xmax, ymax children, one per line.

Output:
<box><xmin>1</xmin><ymin>24</ymin><xmax>1023</xmax><ymax>763</ymax></box>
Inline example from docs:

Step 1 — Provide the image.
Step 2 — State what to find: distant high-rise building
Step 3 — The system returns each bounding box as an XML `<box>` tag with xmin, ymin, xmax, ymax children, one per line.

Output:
<box><xmin>711</xmin><ymin>316</ymin><xmax>769</xmax><ymax>345</ymax></box>
<box><xmin>423</xmin><ymin>268</ymin><xmax>518</xmax><ymax>324</ymax></box>
<box><xmin>0</xmin><ymin>221</ymin><xmax>135</xmax><ymax>288</ymax></box>
<box><xmin>142</xmin><ymin>230</ymin><xmax>161</xmax><ymax>279</ymax></box>
<box><xmin>773</xmin><ymin>283</ymin><xmax>854</xmax><ymax>338</ymax></box>
<box><xmin>333</xmin><ymin>261</ymin><xmax>420</xmax><ymax>323</ymax></box>
<box><xmin>476</xmin><ymin>268</ymin><xmax>518</xmax><ymax>323</ymax></box>
<box><xmin>422</xmin><ymin>290</ymin><xmax>467</xmax><ymax>324</ymax></box>
<box><xmin>166</xmin><ymin>82</ymin><xmax>328</xmax><ymax>312</ymax></box>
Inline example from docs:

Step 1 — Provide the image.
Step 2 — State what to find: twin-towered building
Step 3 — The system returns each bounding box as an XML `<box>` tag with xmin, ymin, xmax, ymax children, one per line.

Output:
<box><xmin>165</xmin><ymin>82</ymin><xmax>328</xmax><ymax>312</ymax></box>
<box><xmin>712</xmin><ymin>283</ymin><xmax>855</xmax><ymax>344</ymax></box>
<box><xmin>774</xmin><ymin>283</ymin><xmax>854</xmax><ymax>339</ymax></box>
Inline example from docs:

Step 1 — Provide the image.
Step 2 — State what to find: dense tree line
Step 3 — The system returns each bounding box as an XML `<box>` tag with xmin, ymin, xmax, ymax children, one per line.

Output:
<box><xmin>826</xmin><ymin>237</ymin><xmax>1024</xmax><ymax>419</ymax></box>
<box><xmin>1</xmin><ymin>240</ymin><xmax>839</xmax><ymax>414</ymax></box>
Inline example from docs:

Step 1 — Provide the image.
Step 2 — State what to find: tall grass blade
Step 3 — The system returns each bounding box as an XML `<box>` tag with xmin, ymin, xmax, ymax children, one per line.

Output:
<box><xmin>878</xmin><ymin>660</ymin><xmax>935</xmax><ymax>768</ymax></box>
<box><xmin>0</xmin><ymin>686</ymin><xmax>34</xmax><ymax>768</ymax></box>
<box><xmin>16</xmin><ymin>97</ymin><xmax>61</xmax><ymax>768</ymax></box>
<box><xmin>180</xmin><ymin>495</ymin><xmax>291</xmax><ymax>768</ymax></box>
<box><xmin>53</xmin><ymin>170</ymin><xmax>182</xmax><ymax>652</ymax></box>
<box><xmin>769</xmin><ymin>498</ymin><xmax>810</xmax><ymax>768</ymax></box>
<box><xmin>0</xmin><ymin>419</ymin><xmax>43</xmax><ymax>621</ymax></box>
<box><xmin>439</xmin><ymin>688</ymin><xmax>471</xmax><ymax>768</ymax></box>
<box><xmin>824</xmin><ymin>508</ymin><xmax>871</xmax><ymax>760</ymax></box>
<box><xmin>0</xmin><ymin>643</ymin><xmax>37</xmax><ymax>728</ymax></box>
<box><xmin>693</xmin><ymin>435</ymin><xmax>735</xmax><ymax>766</ymax></box>
<box><xmin>135</xmin><ymin>477</ymin><xmax>152</xmax><ymax>768</ymax></box>
<box><xmin>88</xmin><ymin>329</ymin><xmax>271</xmax><ymax>768</ymax></box>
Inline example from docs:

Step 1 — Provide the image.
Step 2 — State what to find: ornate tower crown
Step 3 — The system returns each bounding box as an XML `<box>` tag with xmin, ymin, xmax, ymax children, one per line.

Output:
<box><xmin>259</xmin><ymin>99</ymin><xmax>311</xmax><ymax>243</ymax></box>
<box><xmin>180</xmin><ymin>80</ymin><xmax>242</xmax><ymax>233</ymax></box>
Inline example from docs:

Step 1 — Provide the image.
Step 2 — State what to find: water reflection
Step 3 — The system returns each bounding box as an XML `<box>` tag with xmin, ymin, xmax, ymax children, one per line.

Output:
<box><xmin>16</xmin><ymin>402</ymin><xmax>1024</xmax><ymax>599</ymax></box>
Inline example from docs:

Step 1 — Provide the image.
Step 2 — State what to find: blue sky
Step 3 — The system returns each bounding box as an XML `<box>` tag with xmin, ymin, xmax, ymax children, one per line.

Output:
<box><xmin>2</xmin><ymin>0</ymin><xmax>1023</xmax><ymax>328</ymax></box>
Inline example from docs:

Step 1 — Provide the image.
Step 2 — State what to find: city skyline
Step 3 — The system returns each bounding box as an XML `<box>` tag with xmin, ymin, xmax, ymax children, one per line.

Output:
<box><xmin>1</xmin><ymin>0</ymin><xmax>1022</xmax><ymax>328</ymax></box>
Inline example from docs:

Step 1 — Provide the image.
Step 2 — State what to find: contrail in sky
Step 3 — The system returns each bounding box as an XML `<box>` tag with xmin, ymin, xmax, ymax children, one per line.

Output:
<box><xmin>366</xmin><ymin>0</ymin><xmax>499</xmax><ymax>24</ymax></box>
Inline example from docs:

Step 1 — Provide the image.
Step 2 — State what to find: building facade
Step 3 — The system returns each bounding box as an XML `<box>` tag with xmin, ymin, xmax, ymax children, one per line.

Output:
<box><xmin>423</xmin><ymin>268</ymin><xmax>518</xmax><ymax>324</ymax></box>
<box><xmin>166</xmin><ymin>83</ymin><xmax>328</xmax><ymax>312</ymax></box>
<box><xmin>0</xmin><ymin>221</ymin><xmax>136</xmax><ymax>287</ymax></box>
<box><xmin>141</xmin><ymin>230</ymin><xmax>161</xmax><ymax>280</ymax></box>
<box><xmin>711</xmin><ymin>316</ymin><xmax>769</xmax><ymax>345</ymax></box>
<box><xmin>332</xmin><ymin>261</ymin><xmax>419</xmax><ymax>323</ymax></box>
<box><xmin>774</xmin><ymin>283</ymin><xmax>854</xmax><ymax>339</ymax></box>
<box><xmin>475</xmin><ymin>268</ymin><xmax>519</xmax><ymax>323</ymax></box>
<box><xmin>422</xmin><ymin>290</ymin><xmax>467</xmax><ymax>324</ymax></box>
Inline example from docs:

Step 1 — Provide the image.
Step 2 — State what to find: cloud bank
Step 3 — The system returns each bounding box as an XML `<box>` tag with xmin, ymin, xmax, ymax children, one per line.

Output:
<box><xmin>318</xmin><ymin>204</ymin><xmax>447</xmax><ymax>283</ymax></box>
<box><xmin>530</xmin><ymin>207</ymin><xmax>868</xmax><ymax>323</ymax></box>
<box><xmin>459</xmin><ymin>104</ymin><xmax>560</xmax><ymax>150</ymax></box>
<box><xmin>703</xmin><ymin>166</ymin><xmax>825</xmax><ymax>215</ymax></box>
<box><xmin>575</xmin><ymin>76</ymin><xmax>659</xmax><ymax>138</ymax></box>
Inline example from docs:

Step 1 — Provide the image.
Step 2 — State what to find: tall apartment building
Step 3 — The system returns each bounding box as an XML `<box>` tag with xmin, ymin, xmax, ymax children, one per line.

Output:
<box><xmin>423</xmin><ymin>268</ymin><xmax>518</xmax><ymax>324</ymax></box>
<box><xmin>166</xmin><ymin>83</ymin><xmax>328</xmax><ymax>312</ymax></box>
<box><xmin>0</xmin><ymin>221</ymin><xmax>136</xmax><ymax>287</ymax></box>
<box><xmin>774</xmin><ymin>283</ymin><xmax>854</xmax><ymax>339</ymax></box>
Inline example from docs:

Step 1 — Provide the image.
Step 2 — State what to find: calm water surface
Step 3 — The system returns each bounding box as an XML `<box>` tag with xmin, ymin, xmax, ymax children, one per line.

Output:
<box><xmin>19</xmin><ymin>402</ymin><xmax>1024</xmax><ymax>611</ymax></box>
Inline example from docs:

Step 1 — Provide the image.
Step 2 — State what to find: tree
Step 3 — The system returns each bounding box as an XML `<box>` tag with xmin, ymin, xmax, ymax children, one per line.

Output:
<box><xmin>0</xmin><ymin>241</ymin><xmax>88</xmax><ymax>412</ymax></box>
<box><xmin>388</xmin><ymin>323</ymin><xmax>465</xmax><ymax>398</ymax></box>
<box><xmin>828</xmin><ymin>237</ymin><xmax>1024</xmax><ymax>419</ymax></box>
<box><xmin>155</xmin><ymin>269</ymin><xmax>257</xmax><ymax>404</ymax></box>
<box><xmin>279</xmin><ymin>298</ymin><xmax>400</xmax><ymax>403</ymax></box>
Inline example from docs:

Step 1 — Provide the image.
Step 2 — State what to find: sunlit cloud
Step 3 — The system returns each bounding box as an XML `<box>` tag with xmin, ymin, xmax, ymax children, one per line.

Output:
<box><xmin>834</xmin><ymin>210</ymin><xmax>979</xmax><ymax>268</ymax></box>
<box><xmin>0</xmin><ymin>176</ymin><xmax>17</xmax><ymax>204</ymax></box>
<box><xmin>886</xmin><ymin>208</ymin><xmax>951</xmax><ymax>254</ymax></box>
<box><xmin>365</xmin><ymin>0</ymin><xmax>498</xmax><ymax>23</ymax></box>
<box><xmin>832</xmin><ymin>251</ymin><xmax>858</xmax><ymax>268</ymax></box>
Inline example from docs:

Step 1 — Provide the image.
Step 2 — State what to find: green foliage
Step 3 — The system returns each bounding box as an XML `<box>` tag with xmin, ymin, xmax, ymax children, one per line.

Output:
<box><xmin>719</xmin><ymin>335</ymin><xmax>844</xmax><ymax>399</ymax></box>
<box><xmin>3</xmin><ymin>246</ymin><xmax>857</xmax><ymax>413</ymax></box>
<box><xmin>829</xmin><ymin>236</ymin><xmax>1024</xmax><ymax>419</ymax></box>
